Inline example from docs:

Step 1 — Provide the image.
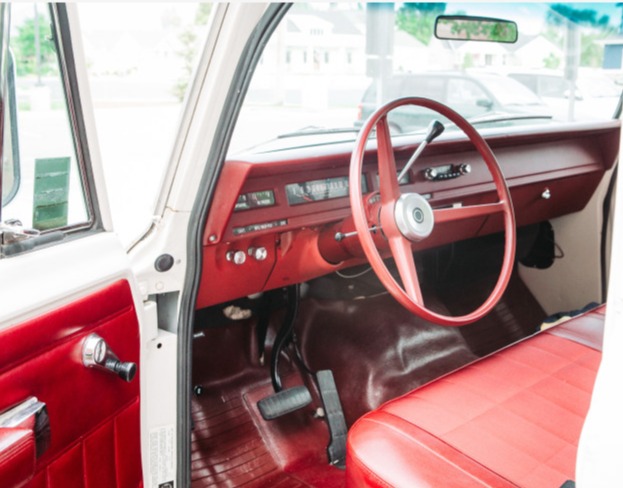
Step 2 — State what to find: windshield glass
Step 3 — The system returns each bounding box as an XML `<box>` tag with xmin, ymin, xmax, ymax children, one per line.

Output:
<box><xmin>229</xmin><ymin>2</ymin><xmax>623</xmax><ymax>155</ymax></box>
<box><xmin>475</xmin><ymin>75</ymin><xmax>543</xmax><ymax>106</ymax></box>
<box><xmin>577</xmin><ymin>73</ymin><xmax>621</xmax><ymax>97</ymax></box>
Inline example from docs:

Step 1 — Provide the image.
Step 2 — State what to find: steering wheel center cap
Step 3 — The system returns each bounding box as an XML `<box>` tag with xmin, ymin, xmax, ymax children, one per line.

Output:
<box><xmin>413</xmin><ymin>207</ymin><xmax>425</xmax><ymax>223</ymax></box>
<box><xmin>394</xmin><ymin>193</ymin><xmax>434</xmax><ymax>241</ymax></box>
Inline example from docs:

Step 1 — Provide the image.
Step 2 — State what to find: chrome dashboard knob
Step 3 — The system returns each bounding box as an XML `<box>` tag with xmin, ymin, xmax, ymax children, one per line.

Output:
<box><xmin>226</xmin><ymin>250</ymin><xmax>247</xmax><ymax>265</ymax></box>
<box><xmin>459</xmin><ymin>163</ymin><xmax>471</xmax><ymax>175</ymax></box>
<box><xmin>424</xmin><ymin>168</ymin><xmax>438</xmax><ymax>180</ymax></box>
<box><xmin>248</xmin><ymin>247</ymin><xmax>268</xmax><ymax>261</ymax></box>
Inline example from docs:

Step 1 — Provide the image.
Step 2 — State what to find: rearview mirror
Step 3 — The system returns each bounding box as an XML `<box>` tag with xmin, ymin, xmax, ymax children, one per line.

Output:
<box><xmin>435</xmin><ymin>16</ymin><xmax>518</xmax><ymax>44</ymax></box>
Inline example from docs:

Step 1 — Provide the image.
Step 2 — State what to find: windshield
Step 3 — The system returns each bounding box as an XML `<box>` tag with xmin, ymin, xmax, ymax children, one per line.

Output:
<box><xmin>230</xmin><ymin>2</ymin><xmax>623</xmax><ymax>154</ymax></box>
<box><xmin>475</xmin><ymin>75</ymin><xmax>543</xmax><ymax>106</ymax></box>
<box><xmin>577</xmin><ymin>74</ymin><xmax>621</xmax><ymax>97</ymax></box>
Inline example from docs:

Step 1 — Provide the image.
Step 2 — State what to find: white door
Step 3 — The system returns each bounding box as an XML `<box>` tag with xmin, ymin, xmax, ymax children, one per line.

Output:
<box><xmin>0</xmin><ymin>5</ymin><xmax>145</xmax><ymax>486</ymax></box>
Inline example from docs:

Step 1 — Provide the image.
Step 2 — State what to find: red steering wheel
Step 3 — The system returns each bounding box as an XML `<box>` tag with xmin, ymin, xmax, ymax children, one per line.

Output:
<box><xmin>349</xmin><ymin>97</ymin><xmax>516</xmax><ymax>326</ymax></box>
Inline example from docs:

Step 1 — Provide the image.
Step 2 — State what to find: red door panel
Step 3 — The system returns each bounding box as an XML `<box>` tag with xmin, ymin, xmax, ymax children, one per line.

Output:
<box><xmin>0</xmin><ymin>428</ymin><xmax>35</xmax><ymax>488</ymax></box>
<box><xmin>0</xmin><ymin>280</ymin><xmax>142</xmax><ymax>487</ymax></box>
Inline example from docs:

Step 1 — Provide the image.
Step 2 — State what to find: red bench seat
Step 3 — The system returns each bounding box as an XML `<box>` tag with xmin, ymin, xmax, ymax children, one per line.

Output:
<box><xmin>346</xmin><ymin>305</ymin><xmax>605</xmax><ymax>487</ymax></box>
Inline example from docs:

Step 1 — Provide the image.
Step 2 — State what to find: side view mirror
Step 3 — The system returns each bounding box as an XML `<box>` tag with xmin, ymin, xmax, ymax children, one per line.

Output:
<box><xmin>476</xmin><ymin>98</ymin><xmax>494</xmax><ymax>110</ymax></box>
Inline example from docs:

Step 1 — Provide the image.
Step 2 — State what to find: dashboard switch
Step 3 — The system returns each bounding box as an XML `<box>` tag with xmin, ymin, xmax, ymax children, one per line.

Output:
<box><xmin>248</xmin><ymin>247</ymin><xmax>268</xmax><ymax>261</ymax></box>
<box><xmin>226</xmin><ymin>250</ymin><xmax>247</xmax><ymax>265</ymax></box>
<box><xmin>424</xmin><ymin>167</ymin><xmax>439</xmax><ymax>180</ymax></box>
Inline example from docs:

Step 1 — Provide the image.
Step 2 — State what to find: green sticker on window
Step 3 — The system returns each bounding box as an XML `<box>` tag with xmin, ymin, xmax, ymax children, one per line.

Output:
<box><xmin>33</xmin><ymin>157</ymin><xmax>70</xmax><ymax>231</ymax></box>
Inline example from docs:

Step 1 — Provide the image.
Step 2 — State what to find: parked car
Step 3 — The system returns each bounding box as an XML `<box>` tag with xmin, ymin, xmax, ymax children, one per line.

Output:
<box><xmin>356</xmin><ymin>72</ymin><xmax>551</xmax><ymax>133</ymax></box>
<box><xmin>2</xmin><ymin>3</ymin><xmax>623</xmax><ymax>488</ymax></box>
<box><xmin>508</xmin><ymin>68</ymin><xmax>622</xmax><ymax>121</ymax></box>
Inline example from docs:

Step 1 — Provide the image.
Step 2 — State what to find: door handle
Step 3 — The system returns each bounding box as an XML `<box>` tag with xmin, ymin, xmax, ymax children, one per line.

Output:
<box><xmin>82</xmin><ymin>333</ymin><xmax>137</xmax><ymax>382</ymax></box>
<box><xmin>0</xmin><ymin>397</ymin><xmax>49</xmax><ymax>457</ymax></box>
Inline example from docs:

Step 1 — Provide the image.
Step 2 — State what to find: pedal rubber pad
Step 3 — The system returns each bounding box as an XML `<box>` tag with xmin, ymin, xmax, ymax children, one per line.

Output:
<box><xmin>317</xmin><ymin>370</ymin><xmax>347</xmax><ymax>466</ymax></box>
<box><xmin>257</xmin><ymin>385</ymin><xmax>312</xmax><ymax>420</ymax></box>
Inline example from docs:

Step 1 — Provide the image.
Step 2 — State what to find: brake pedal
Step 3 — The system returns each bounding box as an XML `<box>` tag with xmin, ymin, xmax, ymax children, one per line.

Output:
<box><xmin>257</xmin><ymin>385</ymin><xmax>312</xmax><ymax>420</ymax></box>
<box><xmin>317</xmin><ymin>370</ymin><xmax>347</xmax><ymax>466</ymax></box>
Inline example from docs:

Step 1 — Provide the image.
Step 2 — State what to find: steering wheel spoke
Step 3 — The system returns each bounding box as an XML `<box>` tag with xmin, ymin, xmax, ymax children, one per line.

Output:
<box><xmin>376</xmin><ymin>116</ymin><xmax>401</xmax><ymax>205</ymax></box>
<box><xmin>389</xmin><ymin>235</ymin><xmax>424</xmax><ymax>304</ymax></box>
<box><xmin>434</xmin><ymin>201</ymin><xmax>505</xmax><ymax>224</ymax></box>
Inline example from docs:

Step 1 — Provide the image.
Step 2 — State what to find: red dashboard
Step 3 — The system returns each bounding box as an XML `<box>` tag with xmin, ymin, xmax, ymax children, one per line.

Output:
<box><xmin>196</xmin><ymin>121</ymin><xmax>620</xmax><ymax>309</ymax></box>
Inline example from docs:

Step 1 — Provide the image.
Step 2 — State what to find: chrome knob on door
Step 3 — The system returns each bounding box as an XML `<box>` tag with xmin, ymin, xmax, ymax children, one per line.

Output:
<box><xmin>82</xmin><ymin>333</ymin><xmax>137</xmax><ymax>382</ymax></box>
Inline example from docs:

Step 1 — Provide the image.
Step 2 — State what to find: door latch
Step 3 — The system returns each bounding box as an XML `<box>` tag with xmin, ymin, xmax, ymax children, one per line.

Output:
<box><xmin>0</xmin><ymin>219</ymin><xmax>64</xmax><ymax>257</ymax></box>
<box><xmin>0</xmin><ymin>219</ymin><xmax>39</xmax><ymax>244</ymax></box>
<box><xmin>82</xmin><ymin>334</ymin><xmax>137</xmax><ymax>382</ymax></box>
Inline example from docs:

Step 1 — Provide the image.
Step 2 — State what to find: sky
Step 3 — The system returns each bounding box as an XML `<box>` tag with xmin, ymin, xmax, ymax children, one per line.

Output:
<box><xmin>76</xmin><ymin>3</ymin><xmax>199</xmax><ymax>32</ymax></box>
<box><xmin>10</xmin><ymin>3</ymin><xmax>623</xmax><ymax>34</ymax></box>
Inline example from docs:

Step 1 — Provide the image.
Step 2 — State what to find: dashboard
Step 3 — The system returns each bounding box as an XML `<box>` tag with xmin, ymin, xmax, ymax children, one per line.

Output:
<box><xmin>196</xmin><ymin>121</ymin><xmax>620</xmax><ymax>309</ymax></box>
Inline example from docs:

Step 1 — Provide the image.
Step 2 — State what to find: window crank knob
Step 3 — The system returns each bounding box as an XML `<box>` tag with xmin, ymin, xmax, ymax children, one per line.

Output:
<box><xmin>104</xmin><ymin>358</ymin><xmax>137</xmax><ymax>382</ymax></box>
<box><xmin>82</xmin><ymin>333</ymin><xmax>137</xmax><ymax>383</ymax></box>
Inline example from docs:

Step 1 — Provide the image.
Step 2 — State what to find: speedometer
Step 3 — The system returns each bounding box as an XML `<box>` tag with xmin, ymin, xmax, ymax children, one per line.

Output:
<box><xmin>285</xmin><ymin>176</ymin><xmax>368</xmax><ymax>205</ymax></box>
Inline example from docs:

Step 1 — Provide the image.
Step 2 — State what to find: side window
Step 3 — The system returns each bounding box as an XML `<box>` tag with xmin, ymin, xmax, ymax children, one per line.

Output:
<box><xmin>1</xmin><ymin>4</ymin><xmax>90</xmax><ymax>240</ymax></box>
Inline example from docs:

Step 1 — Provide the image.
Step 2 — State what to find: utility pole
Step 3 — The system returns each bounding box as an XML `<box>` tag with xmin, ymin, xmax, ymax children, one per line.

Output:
<box><xmin>34</xmin><ymin>4</ymin><xmax>42</xmax><ymax>86</ymax></box>
<box><xmin>366</xmin><ymin>3</ymin><xmax>395</xmax><ymax>108</ymax></box>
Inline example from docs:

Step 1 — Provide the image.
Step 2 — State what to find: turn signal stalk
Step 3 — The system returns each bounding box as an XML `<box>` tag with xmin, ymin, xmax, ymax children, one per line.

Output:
<box><xmin>318</xmin><ymin>217</ymin><xmax>387</xmax><ymax>264</ymax></box>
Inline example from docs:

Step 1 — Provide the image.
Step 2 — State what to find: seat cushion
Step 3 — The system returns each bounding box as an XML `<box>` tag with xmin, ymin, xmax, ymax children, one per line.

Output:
<box><xmin>346</xmin><ymin>305</ymin><xmax>605</xmax><ymax>488</ymax></box>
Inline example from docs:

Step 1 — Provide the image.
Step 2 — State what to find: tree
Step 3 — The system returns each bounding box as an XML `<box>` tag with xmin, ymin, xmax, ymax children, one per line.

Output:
<box><xmin>396</xmin><ymin>3</ymin><xmax>446</xmax><ymax>46</ymax></box>
<box><xmin>546</xmin><ymin>4</ymin><xmax>615</xmax><ymax>68</ymax></box>
<box><xmin>173</xmin><ymin>4</ymin><xmax>213</xmax><ymax>101</ymax></box>
<box><xmin>547</xmin><ymin>4</ymin><xmax>610</xmax><ymax>28</ymax></box>
<box><xmin>543</xmin><ymin>53</ymin><xmax>561</xmax><ymax>69</ymax></box>
<box><xmin>195</xmin><ymin>3</ymin><xmax>212</xmax><ymax>25</ymax></box>
<box><xmin>12</xmin><ymin>16</ymin><xmax>57</xmax><ymax>77</ymax></box>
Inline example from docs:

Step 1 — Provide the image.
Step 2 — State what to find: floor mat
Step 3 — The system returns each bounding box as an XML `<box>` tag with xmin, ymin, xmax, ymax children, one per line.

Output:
<box><xmin>297</xmin><ymin>269</ymin><xmax>546</xmax><ymax>425</ymax></box>
<box><xmin>190</xmin><ymin>371</ymin><xmax>345</xmax><ymax>488</ymax></box>
<box><xmin>297</xmin><ymin>292</ymin><xmax>479</xmax><ymax>425</ymax></box>
<box><xmin>191</xmin><ymin>386</ymin><xmax>277</xmax><ymax>486</ymax></box>
<box><xmin>444</xmin><ymin>271</ymin><xmax>547</xmax><ymax>356</ymax></box>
